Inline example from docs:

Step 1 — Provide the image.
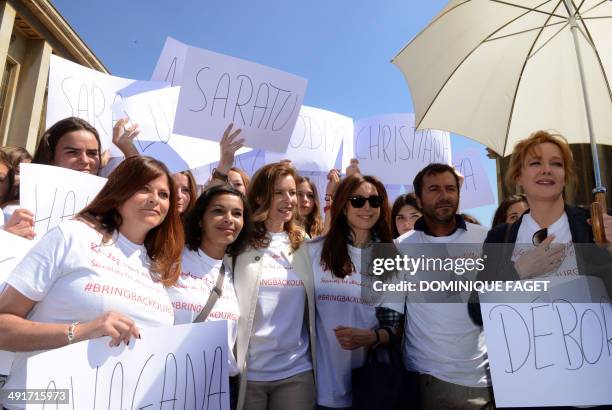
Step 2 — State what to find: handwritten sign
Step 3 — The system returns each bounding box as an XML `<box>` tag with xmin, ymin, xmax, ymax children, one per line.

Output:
<box><xmin>453</xmin><ymin>149</ymin><xmax>496</xmax><ymax>211</ymax></box>
<box><xmin>47</xmin><ymin>55</ymin><xmax>168</xmax><ymax>155</ymax></box>
<box><xmin>482</xmin><ymin>291</ymin><xmax>612</xmax><ymax>406</ymax></box>
<box><xmin>151</xmin><ymin>37</ymin><xmax>307</xmax><ymax>152</ymax></box>
<box><xmin>23</xmin><ymin>321</ymin><xmax>229</xmax><ymax>409</ymax></box>
<box><xmin>151</xmin><ymin>37</ymin><xmax>189</xmax><ymax>87</ymax></box>
<box><xmin>352</xmin><ymin>114</ymin><xmax>451</xmax><ymax>184</ymax></box>
<box><xmin>20</xmin><ymin>164</ymin><xmax>107</xmax><ymax>236</ymax></box>
<box><xmin>112</xmin><ymin>86</ymin><xmax>180</xmax><ymax>148</ymax></box>
<box><xmin>266</xmin><ymin>106</ymin><xmax>353</xmax><ymax>171</ymax></box>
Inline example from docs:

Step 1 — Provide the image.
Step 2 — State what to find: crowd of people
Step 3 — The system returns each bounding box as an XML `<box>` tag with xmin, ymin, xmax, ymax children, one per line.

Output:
<box><xmin>0</xmin><ymin>117</ymin><xmax>611</xmax><ymax>410</ymax></box>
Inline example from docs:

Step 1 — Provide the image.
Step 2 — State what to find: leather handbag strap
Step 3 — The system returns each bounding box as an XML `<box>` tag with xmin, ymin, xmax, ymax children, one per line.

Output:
<box><xmin>193</xmin><ymin>262</ymin><xmax>226</xmax><ymax>323</ymax></box>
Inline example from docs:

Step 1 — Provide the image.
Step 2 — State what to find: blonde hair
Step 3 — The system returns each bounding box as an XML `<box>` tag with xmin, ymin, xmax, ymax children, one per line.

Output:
<box><xmin>247</xmin><ymin>162</ymin><xmax>305</xmax><ymax>250</ymax></box>
<box><xmin>506</xmin><ymin>130</ymin><xmax>576</xmax><ymax>191</ymax></box>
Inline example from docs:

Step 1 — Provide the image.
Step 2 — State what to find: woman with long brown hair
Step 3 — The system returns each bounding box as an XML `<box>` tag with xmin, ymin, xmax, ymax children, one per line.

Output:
<box><xmin>308</xmin><ymin>174</ymin><xmax>403</xmax><ymax>409</ymax></box>
<box><xmin>0</xmin><ymin>156</ymin><xmax>183</xmax><ymax>409</ymax></box>
<box><xmin>296</xmin><ymin>175</ymin><xmax>324</xmax><ymax>238</ymax></box>
<box><xmin>233</xmin><ymin>162</ymin><xmax>316</xmax><ymax>410</ymax></box>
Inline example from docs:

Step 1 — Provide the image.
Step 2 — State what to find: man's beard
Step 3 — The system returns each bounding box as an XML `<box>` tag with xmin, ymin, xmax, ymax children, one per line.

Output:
<box><xmin>422</xmin><ymin>200</ymin><xmax>458</xmax><ymax>225</ymax></box>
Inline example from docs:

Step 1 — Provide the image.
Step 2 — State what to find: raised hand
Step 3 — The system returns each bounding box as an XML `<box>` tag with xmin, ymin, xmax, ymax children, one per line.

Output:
<box><xmin>113</xmin><ymin>118</ymin><xmax>140</xmax><ymax>158</ymax></box>
<box><xmin>217</xmin><ymin>123</ymin><xmax>245</xmax><ymax>174</ymax></box>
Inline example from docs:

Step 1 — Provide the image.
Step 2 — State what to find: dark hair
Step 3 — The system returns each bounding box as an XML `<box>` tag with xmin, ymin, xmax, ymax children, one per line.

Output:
<box><xmin>0</xmin><ymin>150</ymin><xmax>14</xmax><ymax>206</ymax></box>
<box><xmin>492</xmin><ymin>194</ymin><xmax>528</xmax><ymax>227</ymax></box>
<box><xmin>184</xmin><ymin>185</ymin><xmax>252</xmax><ymax>257</ymax></box>
<box><xmin>175</xmin><ymin>170</ymin><xmax>198</xmax><ymax>215</ymax></box>
<box><xmin>77</xmin><ymin>156</ymin><xmax>184</xmax><ymax>286</ymax></box>
<box><xmin>247</xmin><ymin>162</ymin><xmax>304</xmax><ymax>250</ymax></box>
<box><xmin>390</xmin><ymin>193</ymin><xmax>421</xmax><ymax>238</ymax></box>
<box><xmin>413</xmin><ymin>163</ymin><xmax>460</xmax><ymax>198</ymax></box>
<box><xmin>321</xmin><ymin>175</ymin><xmax>393</xmax><ymax>278</ymax></box>
<box><xmin>33</xmin><ymin>117</ymin><xmax>102</xmax><ymax>169</ymax></box>
<box><xmin>296</xmin><ymin>175</ymin><xmax>324</xmax><ymax>237</ymax></box>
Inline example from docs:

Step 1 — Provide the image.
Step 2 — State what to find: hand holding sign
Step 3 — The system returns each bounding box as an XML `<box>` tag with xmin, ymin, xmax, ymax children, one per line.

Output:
<box><xmin>217</xmin><ymin>123</ymin><xmax>245</xmax><ymax>174</ymax></box>
<box><xmin>77</xmin><ymin>311</ymin><xmax>141</xmax><ymax>348</ymax></box>
<box><xmin>345</xmin><ymin>158</ymin><xmax>361</xmax><ymax>177</ymax></box>
<box><xmin>112</xmin><ymin>118</ymin><xmax>140</xmax><ymax>158</ymax></box>
<box><xmin>3</xmin><ymin>209</ymin><xmax>35</xmax><ymax>240</ymax></box>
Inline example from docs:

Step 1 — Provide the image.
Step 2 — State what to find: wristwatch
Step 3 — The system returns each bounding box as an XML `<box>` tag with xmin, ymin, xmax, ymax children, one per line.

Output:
<box><xmin>212</xmin><ymin>168</ymin><xmax>229</xmax><ymax>183</ymax></box>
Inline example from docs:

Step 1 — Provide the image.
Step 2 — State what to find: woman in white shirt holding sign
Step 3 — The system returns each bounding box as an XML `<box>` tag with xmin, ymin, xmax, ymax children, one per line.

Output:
<box><xmin>308</xmin><ymin>174</ymin><xmax>402</xmax><ymax>409</ymax></box>
<box><xmin>167</xmin><ymin>184</ymin><xmax>252</xmax><ymax>410</ymax></box>
<box><xmin>0</xmin><ymin>155</ymin><xmax>184</xmax><ymax>410</ymax></box>
<box><xmin>233</xmin><ymin>162</ymin><xmax>316</xmax><ymax>410</ymax></box>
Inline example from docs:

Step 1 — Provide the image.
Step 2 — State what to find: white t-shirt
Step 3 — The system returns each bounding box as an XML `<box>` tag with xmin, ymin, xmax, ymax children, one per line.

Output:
<box><xmin>247</xmin><ymin>231</ymin><xmax>312</xmax><ymax>381</ymax></box>
<box><xmin>3</xmin><ymin>219</ymin><xmax>174</xmax><ymax>401</ymax></box>
<box><xmin>395</xmin><ymin>222</ymin><xmax>490</xmax><ymax>387</ymax></box>
<box><xmin>513</xmin><ymin>212</ymin><xmax>579</xmax><ymax>277</ymax></box>
<box><xmin>309</xmin><ymin>239</ymin><xmax>378</xmax><ymax>408</ymax></box>
<box><xmin>166</xmin><ymin>248</ymin><xmax>240</xmax><ymax>376</ymax></box>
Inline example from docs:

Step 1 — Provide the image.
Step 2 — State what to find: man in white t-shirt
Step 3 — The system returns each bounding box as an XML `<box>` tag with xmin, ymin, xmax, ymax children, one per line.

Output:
<box><xmin>395</xmin><ymin>164</ymin><xmax>492</xmax><ymax>410</ymax></box>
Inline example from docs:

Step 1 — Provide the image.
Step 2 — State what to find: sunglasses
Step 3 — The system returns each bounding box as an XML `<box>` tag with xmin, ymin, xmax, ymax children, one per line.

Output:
<box><xmin>532</xmin><ymin>228</ymin><xmax>548</xmax><ymax>245</ymax></box>
<box><xmin>348</xmin><ymin>195</ymin><xmax>383</xmax><ymax>209</ymax></box>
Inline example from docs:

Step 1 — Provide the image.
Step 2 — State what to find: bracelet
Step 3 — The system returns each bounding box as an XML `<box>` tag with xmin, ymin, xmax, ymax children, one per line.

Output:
<box><xmin>212</xmin><ymin>168</ymin><xmax>229</xmax><ymax>183</ymax></box>
<box><xmin>67</xmin><ymin>321</ymin><xmax>79</xmax><ymax>344</ymax></box>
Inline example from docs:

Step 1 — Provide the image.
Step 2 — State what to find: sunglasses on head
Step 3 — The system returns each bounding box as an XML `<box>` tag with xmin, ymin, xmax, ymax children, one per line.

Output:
<box><xmin>348</xmin><ymin>195</ymin><xmax>383</xmax><ymax>209</ymax></box>
<box><xmin>532</xmin><ymin>228</ymin><xmax>548</xmax><ymax>245</ymax></box>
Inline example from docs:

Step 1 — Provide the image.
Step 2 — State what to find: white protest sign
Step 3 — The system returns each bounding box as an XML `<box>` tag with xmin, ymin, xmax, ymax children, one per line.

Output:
<box><xmin>482</xmin><ymin>298</ymin><xmax>612</xmax><ymax>407</ymax></box>
<box><xmin>152</xmin><ymin>37</ymin><xmax>307</xmax><ymax>152</ymax></box>
<box><xmin>23</xmin><ymin>321</ymin><xmax>228</xmax><ymax>409</ymax></box>
<box><xmin>266</xmin><ymin>106</ymin><xmax>353</xmax><ymax>171</ymax></box>
<box><xmin>352</xmin><ymin>114</ymin><xmax>451</xmax><ymax>184</ymax></box>
<box><xmin>0</xmin><ymin>229</ymin><xmax>34</xmax><ymax>285</ymax></box>
<box><xmin>151</xmin><ymin>37</ymin><xmax>189</xmax><ymax>86</ymax></box>
<box><xmin>112</xmin><ymin>86</ymin><xmax>180</xmax><ymax>147</ymax></box>
<box><xmin>112</xmin><ymin>86</ymin><xmax>252</xmax><ymax>174</ymax></box>
<box><xmin>20</xmin><ymin>164</ymin><xmax>107</xmax><ymax>236</ymax></box>
<box><xmin>191</xmin><ymin>149</ymin><xmax>266</xmax><ymax>186</ymax></box>
<box><xmin>453</xmin><ymin>149</ymin><xmax>496</xmax><ymax>210</ymax></box>
<box><xmin>47</xmin><ymin>55</ymin><xmax>168</xmax><ymax>154</ymax></box>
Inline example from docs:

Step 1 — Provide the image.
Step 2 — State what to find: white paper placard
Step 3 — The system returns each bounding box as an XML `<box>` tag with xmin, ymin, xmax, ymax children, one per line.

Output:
<box><xmin>47</xmin><ymin>55</ymin><xmax>168</xmax><ymax>155</ymax></box>
<box><xmin>352</xmin><ymin>114</ymin><xmax>451</xmax><ymax>184</ymax></box>
<box><xmin>23</xmin><ymin>321</ymin><xmax>229</xmax><ymax>409</ymax></box>
<box><xmin>151</xmin><ymin>37</ymin><xmax>307</xmax><ymax>152</ymax></box>
<box><xmin>151</xmin><ymin>37</ymin><xmax>189</xmax><ymax>87</ymax></box>
<box><xmin>20</xmin><ymin>164</ymin><xmax>107</xmax><ymax>236</ymax></box>
<box><xmin>0</xmin><ymin>229</ymin><xmax>34</xmax><ymax>285</ymax></box>
<box><xmin>453</xmin><ymin>149</ymin><xmax>496</xmax><ymax>211</ymax></box>
<box><xmin>482</xmin><ymin>295</ymin><xmax>612</xmax><ymax>407</ymax></box>
<box><xmin>266</xmin><ymin>106</ymin><xmax>353</xmax><ymax>172</ymax></box>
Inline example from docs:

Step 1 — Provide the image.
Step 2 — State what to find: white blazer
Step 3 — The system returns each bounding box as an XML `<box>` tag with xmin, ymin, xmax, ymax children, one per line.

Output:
<box><xmin>232</xmin><ymin>244</ymin><xmax>316</xmax><ymax>410</ymax></box>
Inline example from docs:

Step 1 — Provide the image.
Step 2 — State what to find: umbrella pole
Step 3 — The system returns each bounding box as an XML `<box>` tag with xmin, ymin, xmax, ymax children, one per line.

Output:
<box><xmin>564</xmin><ymin>0</ymin><xmax>606</xmax><ymax>194</ymax></box>
<box><xmin>564</xmin><ymin>0</ymin><xmax>608</xmax><ymax>243</ymax></box>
